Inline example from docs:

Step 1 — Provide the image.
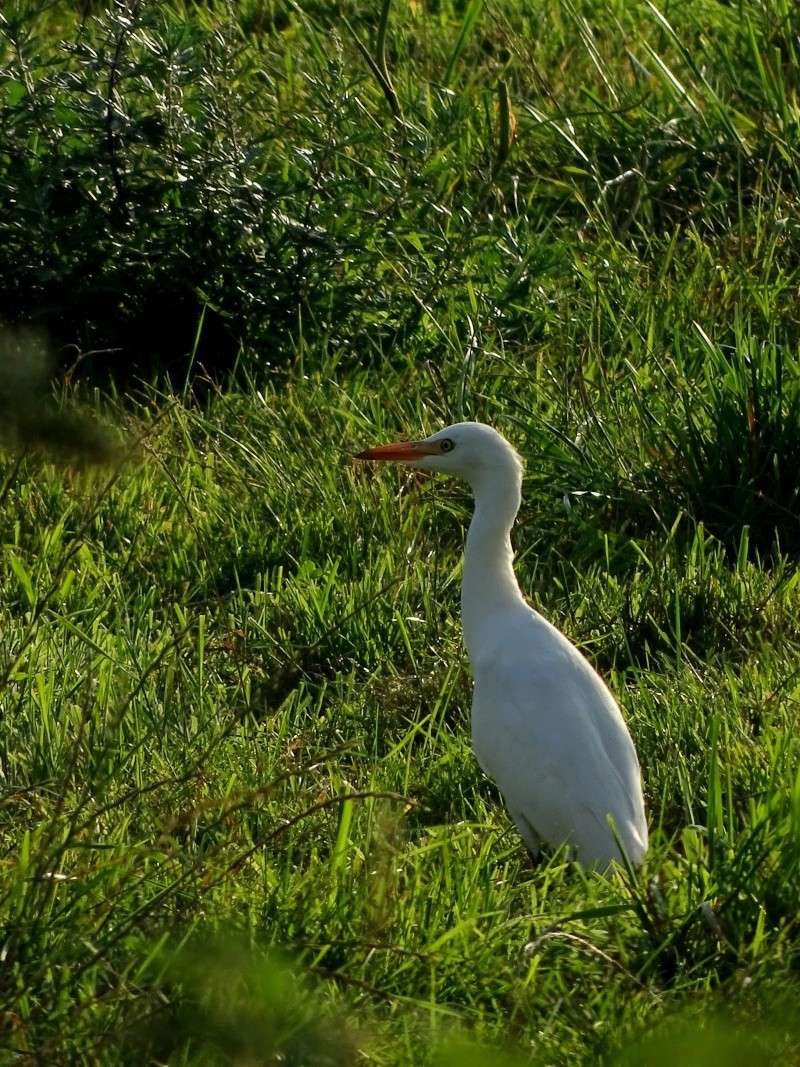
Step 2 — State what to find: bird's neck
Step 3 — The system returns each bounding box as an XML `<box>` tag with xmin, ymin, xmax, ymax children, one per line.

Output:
<box><xmin>461</xmin><ymin>469</ymin><xmax>525</xmax><ymax>666</ymax></box>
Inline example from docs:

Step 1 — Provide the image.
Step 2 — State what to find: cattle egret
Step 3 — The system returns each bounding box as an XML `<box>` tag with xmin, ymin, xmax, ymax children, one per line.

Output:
<box><xmin>354</xmin><ymin>421</ymin><xmax>647</xmax><ymax>869</ymax></box>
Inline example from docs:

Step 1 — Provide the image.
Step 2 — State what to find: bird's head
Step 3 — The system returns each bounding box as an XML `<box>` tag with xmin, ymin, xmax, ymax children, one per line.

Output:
<box><xmin>354</xmin><ymin>421</ymin><xmax>522</xmax><ymax>489</ymax></box>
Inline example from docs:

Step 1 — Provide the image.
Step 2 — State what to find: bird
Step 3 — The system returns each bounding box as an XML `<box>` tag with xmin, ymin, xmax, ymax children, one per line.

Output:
<box><xmin>354</xmin><ymin>421</ymin><xmax>648</xmax><ymax>870</ymax></box>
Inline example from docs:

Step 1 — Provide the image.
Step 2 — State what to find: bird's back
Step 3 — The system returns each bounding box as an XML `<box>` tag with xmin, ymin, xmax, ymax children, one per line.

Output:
<box><xmin>470</xmin><ymin>604</ymin><xmax>647</xmax><ymax>868</ymax></box>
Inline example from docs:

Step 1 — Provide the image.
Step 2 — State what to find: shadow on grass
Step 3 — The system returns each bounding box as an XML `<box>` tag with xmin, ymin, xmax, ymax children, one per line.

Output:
<box><xmin>0</xmin><ymin>322</ymin><xmax>119</xmax><ymax>464</ymax></box>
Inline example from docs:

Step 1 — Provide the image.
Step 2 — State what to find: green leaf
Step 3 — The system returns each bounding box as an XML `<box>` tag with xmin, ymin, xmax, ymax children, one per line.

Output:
<box><xmin>8</xmin><ymin>552</ymin><xmax>35</xmax><ymax>607</ymax></box>
<box><xmin>443</xmin><ymin>0</ymin><xmax>484</xmax><ymax>87</ymax></box>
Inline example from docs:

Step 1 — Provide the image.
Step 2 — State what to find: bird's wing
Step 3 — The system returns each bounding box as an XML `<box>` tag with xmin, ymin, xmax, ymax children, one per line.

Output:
<box><xmin>471</xmin><ymin>609</ymin><xmax>647</xmax><ymax>865</ymax></box>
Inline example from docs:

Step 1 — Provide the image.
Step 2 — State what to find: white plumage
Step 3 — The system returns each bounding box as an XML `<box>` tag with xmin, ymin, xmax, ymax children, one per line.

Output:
<box><xmin>355</xmin><ymin>421</ymin><xmax>648</xmax><ymax>870</ymax></box>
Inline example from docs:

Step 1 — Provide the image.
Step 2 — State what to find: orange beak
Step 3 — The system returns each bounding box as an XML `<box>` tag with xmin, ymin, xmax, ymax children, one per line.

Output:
<box><xmin>354</xmin><ymin>439</ymin><xmax>438</xmax><ymax>462</ymax></box>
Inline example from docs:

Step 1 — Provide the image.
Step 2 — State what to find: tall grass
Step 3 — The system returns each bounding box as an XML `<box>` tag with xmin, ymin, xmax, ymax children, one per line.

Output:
<box><xmin>2</xmin><ymin>368</ymin><xmax>800</xmax><ymax>1060</ymax></box>
<box><xmin>2</xmin><ymin>0</ymin><xmax>800</xmax><ymax>1062</ymax></box>
<box><xmin>2</xmin><ymin>0</ymin><xmax>800</xmax><ymax>378</ymax></box>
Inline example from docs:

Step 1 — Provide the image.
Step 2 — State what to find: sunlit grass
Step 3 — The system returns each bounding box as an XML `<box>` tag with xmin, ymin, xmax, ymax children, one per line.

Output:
<box><xmin>1</xmin><ymin>365</ymin><xmax>800</xmax><ymax>1061</ymax></box>
<box><xmin>2</xmin><ymin>0</ymin><xmax>800</xmax><ymax>1061</ymax></box>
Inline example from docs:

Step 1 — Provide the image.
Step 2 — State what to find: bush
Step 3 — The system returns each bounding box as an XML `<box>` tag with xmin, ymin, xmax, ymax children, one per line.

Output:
<box><xmin>0</xmin><ymin>1</ymin><xmax>528</xmax><ymax>380</ymax></box>
<box><xmin>1</xmin><ymin>2</ymin><xmax>312</xmax><ymax>376</ymax></box>
<box><xmin>4</xmin><ymin>0</ymin><xmax>798</xmax><ymax>384</ymax></box>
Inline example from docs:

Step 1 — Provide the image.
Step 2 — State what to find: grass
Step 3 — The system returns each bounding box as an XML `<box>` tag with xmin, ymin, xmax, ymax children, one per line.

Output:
<box><xmin>2</xmin><ymin>0</ymin><xmax>800</xmax><ymax>1062</ymax></box>
<box><xmin>2</xmin><ymin>367</ymin><xmax>800</xmax><ymax>1062</ymax></box>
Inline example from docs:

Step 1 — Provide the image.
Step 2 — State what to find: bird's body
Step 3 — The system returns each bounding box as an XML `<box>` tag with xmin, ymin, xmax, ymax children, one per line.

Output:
<box><xmin>355</xmin><ymin>421</ymin><xmax>647</xmax><ymax>869</ymax></box>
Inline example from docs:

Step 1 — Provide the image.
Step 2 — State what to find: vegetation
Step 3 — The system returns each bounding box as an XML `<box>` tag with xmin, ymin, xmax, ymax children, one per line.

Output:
<box><xmin>2</xmin><ymin>0</ymin><xmax>800</xmax><ymax>1061</ymax></box>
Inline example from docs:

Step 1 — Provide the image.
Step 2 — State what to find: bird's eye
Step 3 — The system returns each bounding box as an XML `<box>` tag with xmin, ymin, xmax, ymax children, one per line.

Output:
<box><xmin>439</xmin><ymin>439</ymin><xmax>455</xmax><ymax>453</ymax></box>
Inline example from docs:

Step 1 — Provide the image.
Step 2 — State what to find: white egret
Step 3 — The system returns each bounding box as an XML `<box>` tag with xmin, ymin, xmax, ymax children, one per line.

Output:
<box><xmin>355</xmin><ymin>421</ymin><xmax>647</xmax><ymax>870</ymax></box>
